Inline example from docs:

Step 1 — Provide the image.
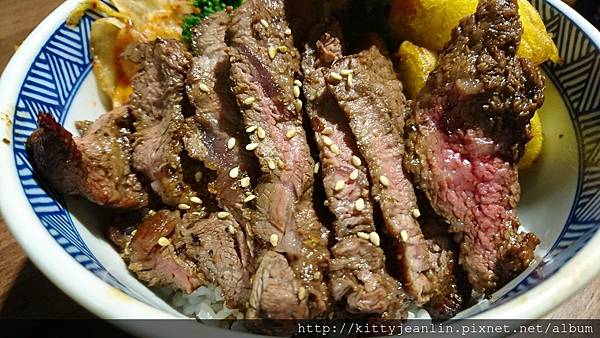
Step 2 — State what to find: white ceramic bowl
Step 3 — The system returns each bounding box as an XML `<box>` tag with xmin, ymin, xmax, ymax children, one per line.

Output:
<box><xmin>1</xmin><ymin>0</ymin><xmax>599</xmax><ymax>336</ymax></box>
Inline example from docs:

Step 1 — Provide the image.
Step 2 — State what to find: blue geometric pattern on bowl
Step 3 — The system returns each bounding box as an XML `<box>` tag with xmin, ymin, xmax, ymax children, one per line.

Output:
<box><xmin>9</xmin><ymin>1</ymin><xmax>600</xmax><ymax>314</ymax></box>
<box><xmin>10</xmin><ymin>12</ymin><xmax>147</xmax><ymax>302</ymax></box>
<box><xmin>490</xmin><ymin>0</ymin><xmax>600</xmax><ymax>307</ymax></box>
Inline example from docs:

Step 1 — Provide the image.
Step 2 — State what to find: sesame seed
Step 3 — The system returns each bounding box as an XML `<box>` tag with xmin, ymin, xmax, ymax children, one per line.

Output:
<box><xmin>379</xmin><ymin>175</ymin><xmax>390</xmax><ymax>187</ymax></box>
<box><xmin>334</xmin><ymin>180</ymin><xmax>345</xmax><ymax>192</ymax></box>
<box><xmin>284</xmin><ymin>28</ymin><xmax>292</xmax><ymax>35</ymax></box>
<box><xmin>246</xmin><ymin>143</ymin><xmax>259</xmax><ymax>151</ymax></box>
<box><xmin>217</xmin><ymin>211</ymin><xmax>230</xmax><ymax>219</ymax></box>
<box><xmin>228</xmin><ymin>224</ymin><xmax>236</xmax><ymax>235</ymax></box>
<box><xmin>286</xmin><ymin>129</ymin><xmax>296</xmax><ymax>139</ymax></box>
<box><xmin>260</xmin><ymin>19</ymin><xmax>269</xmax><ymax>28</ymax></box>
<box><xmin>277</xmin><ymin>159</ymin><xmax>286</xmax><ymax>169</ymax></box>
<box><xmin>355</xmin><ymin>198</ymin><xmax>365</xmax><ymax>211</ymax></box>
<box><xmin>278</xmin><ymin>45</ymin><xmax>288</xmax><ymax>53</ymax></box>
<box><xmin>347</xmin><ymin>73</ymin><xmax>354</xmax><ymax>87</ymax></box>
<box><xmin>199</xmin><ymin>83</ymin><xmax>210</xmax><ymax>92</ymax></box>
<box><xmin>178</xmin><ymin>203</ymin><xmax>191</xmax><ymax>210</ymax></box>
<box><xmin>158</xmin><ymin>237</ymin><xmax>170</xmax><ymax>247</ymax></box>
<box><xmin>268</xmin><ymin>159</ymin><xmax>276</xmax><ymax>170</ymax></box>
<box><xmin>322</xmin><ymin>136</ymin><xmax>333</xmax><ymax>146</ymax></box>
<box><xmin>412</xmin><ymin>209</ymin><xmax>421</xmax><ymax>218</ymax></box>
<box><xmin>194</xmin><ymin>171</ymin><xmax>203</xmax><ymax>182</ymax></box>
<box><xmin>298</xmin><ymin>286</ymin><xmax>307</xmax><ymax>300</ymax></box>
<box><xmin>268</xmin><ymin>46</ymin><xmax>277</xmax><ymax>59</ymax></box>
<box><xmin>244</xmin><ymin>96</ymin><xmax>256</xmax><ymax>106</ymax></box>
<box><xmin>313</xmin><ymin>271</ymin><xmax>321</xmax><ymax>280</ymax></box>
<box><xmin>357</xmin><ymin>232</ymin><xmax>370</xmax><ymax>240</ymax></box>
<box><xmin>330</xmin><ymin>144</ymin><xmax>341</xmax><ymax>155</ymax></box>
<box><xmin>324</xmin><ymin>200</ymin><xmax>330</xmax><ymax>206</ymax></box>
<box><xmin>229</xmin><ymin>167</ymin><xmax>240</xmax><ymax>178</ymax></box>
<box><xmin>241</xmin><ymin>177</ymin><xmax>251</xmax><ymax>188</ymax></box>
<box><xmin>131</xmin><ymin>229</ymin><xmax>138</xmax><ymax>236</ymax></box>
<box><xmin>322</xmin><ymin>127</ymin><xmax>333</xmax><ymax>135</ymax></box>
<box><xmin>246</xmin><ymin>125</ymin><xmax>258</xmax><ymax>133</ymax></box>
<box><xmin>257</xmin><ymin>127</ymin><xmax>266</xmax><ymax>139</ymax></box>
<box><xmin>227</xmin><ymin>138</ymin><xmax>236</xmax><ymax>150</ymax></box>
<box><xmin>352</xmin><ymin>155</ymin><xmax>362</xmax><ymax>167</ymax></box>
<box><xmin>294</xmin><ymin>79</ymin><xmax>302</xmax><ymax>87</ymax></box>
<box><xmin>350</xmin><ymin>169</ymin><xmax>359</xmax><ymax>181</ymax></box>
<box><xmin>244</xmin><ymin>194</ymin><xmax>256</xmax><ymax>203</ymax></box>
<box><xmin>148</xmin><ymin>210</ymin><xmax>156</xmax><ymax>216</ymax></box>
<box><xmin>362</xmin><ymin>188</ymin><xmax>369</xmax><ymax>197</ymax></box>
<box><xmin>329</xmin><ymin>72</ymin><xmax>343</xmax><ymax>82</ymax></box>
<box><xmin>270</xmin><ymin>234</ymin><xmax>279</xmax><ymax>247</ymax></box>
<box><xmin>340</xmin><ymin>69</ymin><xmax>354</xmax><ymax>76</ymax></box>
<box><xmin>369</xmin><ymin>232</ymin><xmax>381</xmax><ymax>246</ymax></box>
<box><xmin>294</xmin><ymin>99</ymin><xmax>303</xmax><ymax>113</ymax></box>
<box><xmin>190</xmin><ymin>196</ymin><xmax>202</xmax><ymax>204</ymax></box>
<box><xmin>293</xmin><ymin>86</ymin><xmax>301</xmax><ymax>98</ymax></box>
<box><xmin>313</xmin><ymin>162</ymin><xmax>320</xmax><ymax>174</ymax></box>
<box><xmin>400</xmin><ymin>230</ymin><xmax>409</xmax><ymax>242</ymax></box>
<box><xmin>309</xmin><ymin>93</ymin><xmax>317</xmax><ymax>101</ymax></box>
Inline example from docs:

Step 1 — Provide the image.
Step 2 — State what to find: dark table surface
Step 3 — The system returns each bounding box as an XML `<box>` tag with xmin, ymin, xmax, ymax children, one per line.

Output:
<box><xmin>0</xmin><ymin>0</ymin><xmax>599</xmax><ymax>329</ymax></box>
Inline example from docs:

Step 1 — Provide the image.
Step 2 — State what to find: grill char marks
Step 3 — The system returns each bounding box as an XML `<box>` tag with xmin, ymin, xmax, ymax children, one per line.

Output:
<box><xmin>227</xmin><ymin>0</ymin><xmax>330</xmax><ymax>319</ymax></box>
<box><xmin>185</xmin><ymin>11</ymin><xmax>257</xmax><ymax>262</ymax></box>
<box><xmin>26</xmin><ymin>110</ymin><xmax>149</xmax><ymax>209</ymax></box>
<box><xmin>125</xmin><ymin>39</ymin><xmax>199</xmax><ymax>208</ymax></box>
<box><xmin>302</xmin><ymin>21</ymin><xmax>407</xmax><ymax>317</ymax></box>
<box><xmin>404</xmin><ymin>0</ymin><xmax>543</xmax><ymax>294</ymax></box>
<box><xmin>327</xmin><ymin>46</ymin><xmax>438</xmax><ymax>305</ymax></box>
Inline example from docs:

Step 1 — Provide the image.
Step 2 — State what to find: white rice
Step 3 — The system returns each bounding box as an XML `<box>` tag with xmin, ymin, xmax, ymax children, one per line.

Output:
<box><xmin>159</xmin><ymin>284</ymin><xmax>243</xmax><ymax>321</ymax></box>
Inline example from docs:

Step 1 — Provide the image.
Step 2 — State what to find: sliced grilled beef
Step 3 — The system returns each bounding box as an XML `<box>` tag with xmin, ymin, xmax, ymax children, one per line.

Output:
<box><xmin>404</xmin><ymin>0</ymin><xmax>543</xmax><ymax>294</ymax></box>
<box><xmin>26</xmin><ymin>110</ymin><xmax>149</xmax><ymax>209</ymax></box>
<box><xmin>125</xmin><ymin>39</ymin><xmax>191</xmax><ymax>130</ymax></box>
<box><xmin>247</xmin><ymin>251</ymin><xmax>308</xmax><ymax>319</ymax></box>
<box><xmin>417</xmin><ymin>194</ymin><xmax>471</xmax><ymax>319</ymax></box>
<box><xmin>127</xmin><ymin>209</ymin><xmax>252</xmax><ymax>307</ymax></box>
<box><xmin>185</xmin><ymin>12</ymin><xmax>257</xmax><ymax>257</ymax></box>
<box><xmin>329</xmin><ymin>237</ymin><xmax>406</xmax><ymax>318</ymax></box>
<box><xmin>302</xmin><ymin>23</ymin><xmax>407</xmax><ymax>317</ymax></box>
<box><xmin>291</xmin><ymin>196</ymin><xmax>331</xmax><ymax>306</ymax></box>
<box><xmin>303</xmin><ymin>23</ymin><xmax>373</xmax><ymax>240</ymax></box>
<box><xmin>327</xmin><ymin>46</ymin><xmax>438</xmax><ymax>305</ymax></box>
<box><xmin>424</xmin><ymin>252</ymin><xmax>467</xmax><ymax>320</ymax></box>
<box><xmin>174</xmin><ymin>212</ymin><xmax>252</xmax><ymax>309</ymax></box>
<box><xmin>228</xmin><ymin>0</ymin><xmax>330</xmax><ymax>319</ymax></box>
<box><xmin>125</xmin><ymin>39</ymin><xmax>199</xmax><ymax>208</ymax></box>
<box><xmin>128</xmin><ymin>210</ymin><xmax>205</xmax><ymax>293</ymax></box>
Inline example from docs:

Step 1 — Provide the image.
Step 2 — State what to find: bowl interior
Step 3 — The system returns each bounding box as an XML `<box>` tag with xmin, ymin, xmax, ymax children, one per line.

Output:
<box><xmin>3</xmin><ymin>0</ymin><xmax>600</xmax><ymax>321</ymax></box>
